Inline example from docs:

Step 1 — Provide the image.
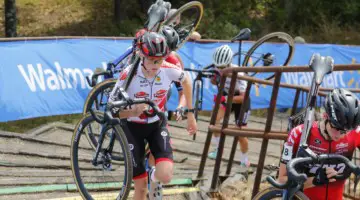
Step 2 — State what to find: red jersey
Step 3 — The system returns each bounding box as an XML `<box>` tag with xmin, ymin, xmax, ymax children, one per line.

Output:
<box><xmin>281</xmin><ymin>122</ymin><xmax>360</xmax><ymax>200</ymax></box>
<box><xmin>165</xmin><ymin>53</ymin><xmax>182</xmax><ymax>69</ymax></box>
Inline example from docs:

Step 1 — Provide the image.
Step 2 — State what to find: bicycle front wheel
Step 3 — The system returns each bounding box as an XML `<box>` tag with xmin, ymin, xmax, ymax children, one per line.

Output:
<box><xmin>252</xmin><ymin>187</ymin><xmax>309</xmax><ymax>200</ymax></box>
<box><xmin>163</xmin><ymin>1</ymin><xmax>203</xmax><ymax>50</ymax></box>
<box><xmin>71</xmin><ymin>113</ymin><xmax>133</xmax><ymax>200</ymax></box>
<box><xmin>240</xmin><ymin>32</ymin><xmax>295</xmax><ymax>80</ymax></box>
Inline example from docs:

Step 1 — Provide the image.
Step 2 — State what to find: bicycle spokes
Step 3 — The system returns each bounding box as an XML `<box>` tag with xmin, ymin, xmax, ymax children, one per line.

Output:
<box><xmin>163</xmin><ymin>1</ymin><xmax>203</xmax><ymax>50</ymax></box>
<box><xmin>242</xmin><ymin>32</ymin><xmax>295</xmax><ymax>80</ymax></box>
<box><xmin>72</xmin><ymin>119</ymin><xmax>128</xmax><ymax>199</ymax></box>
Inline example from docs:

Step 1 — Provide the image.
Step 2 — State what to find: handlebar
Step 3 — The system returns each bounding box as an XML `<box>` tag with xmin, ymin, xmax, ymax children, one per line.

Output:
<box><xmin>268</xmin><ymin>153</ymin><xmax>360</xmax><ymax>189</ymax></box>
<box><xmin>184</xmin><ymin>68</ymin><xmax>220</xmax><ymax>78</ymax></box>
<box><xmin>90</xmin><ymin>88</ymin><xmax>166</xmax><ymax>125</ymax></box>
<box><xmin>86</xmin><ymin>68</ymin><xmax>112</xmax><ymax>87</ymax></box>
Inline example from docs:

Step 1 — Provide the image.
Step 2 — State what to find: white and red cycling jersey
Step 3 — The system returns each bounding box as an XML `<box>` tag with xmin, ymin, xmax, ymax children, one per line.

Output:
<box><xmin>109</xmin><ymin>60</ymin><xmax>185</xmax><ymax>123</ymax></box>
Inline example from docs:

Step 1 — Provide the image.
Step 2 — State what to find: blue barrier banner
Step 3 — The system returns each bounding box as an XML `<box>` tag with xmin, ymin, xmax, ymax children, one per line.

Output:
<box><xmin>0</xmin><ymin>38</ymin><xmax>359</xmax><ymax>122</ymax></box>
<box><xmin>173</xmin><ymin>42</ymin><xmax>360</xmax><ymax>111</ymax></box>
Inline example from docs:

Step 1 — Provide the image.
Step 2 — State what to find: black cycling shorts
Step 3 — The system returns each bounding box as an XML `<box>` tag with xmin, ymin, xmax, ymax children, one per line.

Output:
<box><xmin>121</xmin><ymin>120</ymin><xmax>173</xmax><ymax>180</ymax></box>
<box><xmin>218</xmin><ymin>91</ymin><xmax>251</xmax><ymax>126</ymax></box>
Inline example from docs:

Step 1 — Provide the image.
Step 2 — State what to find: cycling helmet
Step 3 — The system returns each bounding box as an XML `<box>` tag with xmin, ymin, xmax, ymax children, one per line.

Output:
<box><xmin>139</xmin><ymin>32</ymin><xmax>170</xmax><ymax>58</ymax></box>
<box><xmin>213</xmin><ymin>45</ymin><xmax>233</xmax><ymax>67</ymax></box>
<box><xmin>324</xmin><ymin>88</ymin><xmax>360</xmax><ymax>130</ymax></box>
<box><xmin>161</xmin><ymin>25</ymin><xmax>179</xmax><ymax>50</ymax></box>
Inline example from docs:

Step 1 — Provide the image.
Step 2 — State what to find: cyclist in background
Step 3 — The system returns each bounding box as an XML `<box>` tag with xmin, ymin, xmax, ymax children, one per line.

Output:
<box><xmin>208</xmin><ymin>45</ymin><xmax>252</xmax><ymax>168</ymax></box>
<box><xmin>109</xmin><ymin>32</ymin><xmax>197</xmax><ymax>200</ymax></box>
<box><xmin>279</xmin><ymin>88</ymin><xmax>360</xmax><ymax>200</ymax></box>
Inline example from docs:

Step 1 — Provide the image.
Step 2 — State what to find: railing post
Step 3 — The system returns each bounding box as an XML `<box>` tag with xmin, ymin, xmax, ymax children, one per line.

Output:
<box><xmin>226</xmin><ymin>81</ymin><xmax>253</xmax><ymax>175</ymax></box>
<box><xmin>210</xmin><ymin>71</ymin><xmax>238</xmax><ymax>191</ymax></box>
<box><xmin>197</xmin><ymin>72</ymin><xmax>227</xmax><ymax>178</ymax></box>
<box><xmin>252</xmin><ymin>72</ymin><xmax>282</xmax><ymax>198</ymax></box>
<box><xmin>291</xmin><ymin>88</ymin><xmax>301</xmax><ymax>116</ymax></box>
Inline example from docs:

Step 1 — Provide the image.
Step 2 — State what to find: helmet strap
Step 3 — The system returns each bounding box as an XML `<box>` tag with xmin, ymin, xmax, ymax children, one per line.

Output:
<box><xmin>323</xmin><ymin>120</ymin><xmax>332</xmax><ymax>141</ymax></box>
<box><xmin>141</xmin><ymin>57</ymin><xmax>147</xmax><ymax>70</ymax></box>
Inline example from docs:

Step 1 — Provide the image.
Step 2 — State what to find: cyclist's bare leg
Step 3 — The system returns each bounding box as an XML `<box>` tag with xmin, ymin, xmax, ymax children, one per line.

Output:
<box><xmin>153</xmin><ymin>161</ymin><xmax>174</xmax><ymax>184</ymax></box>
<box><xmin>209</xmin><ymin>107</ymin><xmax>225</xmax><ymax>151</ymax></box>
<box><xmin>237</xmin><ymin>127</ymin><xmax>250</xmax><ymax>166</ymax></box>
<box><xmin>238</xmin><ymin>137</ymin><xmax>248</xmax><ymax>153</ymax></box>
<box><xmin>133</xmin><ymin>177</ymin><xmax>148</xmax><ymax>200</ymax></box>
<box><xmin>210</xmin><ymin>106</ymin><xmax>250</xmax><ymax>166</ymax></box>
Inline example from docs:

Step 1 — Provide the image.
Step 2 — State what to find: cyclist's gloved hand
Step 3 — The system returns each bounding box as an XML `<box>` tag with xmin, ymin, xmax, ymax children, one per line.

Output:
<box><xmin>312</xmin><ymin>168</ymin><xmax>329</xmax><ymax>186</ymax></box>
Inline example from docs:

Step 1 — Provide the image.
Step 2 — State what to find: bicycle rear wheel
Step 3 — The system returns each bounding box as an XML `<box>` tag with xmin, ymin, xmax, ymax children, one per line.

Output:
<box><xmin>163</xmin><ymin>1</ymin><xmax>203</xmax><ymax>50</ymax></box>
<box><xmin>252</xmin><ymin>187</ymin><xmax>309</xmax><ymax>200</ymax></box>
<box><xmin>239</xmin><ymin>32</ymin><xmax>295</xmax><ymax>80</ymax></box>
<box><xmin>71</xmin><ymin>113</ymin><xmax>132</xmax><ymax>200</ymax></box>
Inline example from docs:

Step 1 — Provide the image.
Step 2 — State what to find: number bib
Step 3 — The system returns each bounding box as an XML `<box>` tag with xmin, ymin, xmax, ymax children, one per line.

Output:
<box><xmin>281</xmin><ymin>142</ymin><xmax>293</xmax><ymax>162</ymax></box>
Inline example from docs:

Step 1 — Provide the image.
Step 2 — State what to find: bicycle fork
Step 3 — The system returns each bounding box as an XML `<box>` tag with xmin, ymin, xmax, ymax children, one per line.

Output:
<box><xmin>92</xmin><ymin>123</ymin><xmax>116</xmax><ymax>170</ymax></box>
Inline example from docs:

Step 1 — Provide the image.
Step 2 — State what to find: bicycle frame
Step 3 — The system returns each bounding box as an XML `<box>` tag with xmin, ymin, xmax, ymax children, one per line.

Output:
<box><xmin>91</xmin><ymin>121</ymin><xmax>118</xmax><ymax>168</ymax></box>
<box><xmin>106</xmin><ymin>47</ymin><xmax>134</xmax><ymax>79</ymax></box>
<box><xmin>193</xmin><ymin>72</ymin><xmax>205</xmax><ymax>112</ymax></box>
<box><xmin>185</xmin><ymin>67</ymin><xmax>219</xmax><ymax>117</ymax></box>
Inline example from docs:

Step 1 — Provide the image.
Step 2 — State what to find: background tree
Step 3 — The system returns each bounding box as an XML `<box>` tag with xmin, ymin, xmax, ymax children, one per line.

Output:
<box><xmin>4</xmin><ymin>0</ymin><xmax>17</xmax><ymax>37</ymax></box>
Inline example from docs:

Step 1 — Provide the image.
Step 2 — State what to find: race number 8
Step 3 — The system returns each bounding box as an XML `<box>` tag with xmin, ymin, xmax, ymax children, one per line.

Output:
<box><xmin>281</xmin><ymin>142</ymin><xmax>293</xmax><ymax>162</ymax></box>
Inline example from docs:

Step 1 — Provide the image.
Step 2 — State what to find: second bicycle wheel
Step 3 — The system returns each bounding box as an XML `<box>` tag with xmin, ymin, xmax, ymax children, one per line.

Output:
<box><xmin>83</xmin><ymin>79</ymin><xmax>117</xmax><ymax>149</ymax></box>
<box><xmin>193</xmin><ymin>80</ymin><xmax>202</xmax><ymax>122</ymax></box>
<box><xmin>252</xmin><ymin>187</ymin><xmax>309</xmax><ymax>200</ymax></box>
<box><xmin>163</xmin><ymin>1</ymin><xmax>203</xmax><ymax>50</ymax></box>
<box><xmin>71</xmin><ymin>113</ymin><xmax>133</xmax><ymax>200</ymax></box>
<box><xmin>239</xmin><ymin>32</ymin><xmax>295</xmax><ymax>80</ymax></box>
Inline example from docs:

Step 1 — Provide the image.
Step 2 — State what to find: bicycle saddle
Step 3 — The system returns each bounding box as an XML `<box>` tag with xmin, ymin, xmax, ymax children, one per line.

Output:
<box><xmin>309</xmin><ymin>53</ymin><xmax>334</xmax><ymax>85</ymax></box>
<box><xmin>146</xmin><ymin>0</ymin><xmax>171</xmax><ymax>31</ymax></box>
<box><xmin>231</xmin><ymin>28</ymin><xmax>251</xmax><ymax>42</ymax></box>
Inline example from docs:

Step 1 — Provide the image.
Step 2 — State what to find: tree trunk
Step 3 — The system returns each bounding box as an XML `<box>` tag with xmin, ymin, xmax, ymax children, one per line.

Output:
<box><xmin>4</xmin><ymin>0</ymin><xmax>17</xmax><ymax>37</ymax></box>
<box><xmin>114</xmin><ymin>0</ymin><xmax>124</xmax><ymax>24</ymax></box>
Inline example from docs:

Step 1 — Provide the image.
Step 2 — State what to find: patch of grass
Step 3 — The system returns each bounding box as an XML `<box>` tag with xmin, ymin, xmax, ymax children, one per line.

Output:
<box><xmin>251</xmin><ymin>109</ymin><xmax>268</xmax><ymax>118</ymax></box>
<box><xmin>0</xmin><ymin>114</ymin><xmax>82</xmax><ymax>133</ymax></box>
<box><xmin>0</xmin><ymin>0</ymin><xmax>144</xmax><ymax>37</ymax></box>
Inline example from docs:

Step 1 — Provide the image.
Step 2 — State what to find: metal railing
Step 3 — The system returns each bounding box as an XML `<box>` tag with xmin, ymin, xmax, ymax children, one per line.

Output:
<box><xmin>196</xmin><ymin>64</ymin><xmax>360</xmax><ymax>198</ymax></box>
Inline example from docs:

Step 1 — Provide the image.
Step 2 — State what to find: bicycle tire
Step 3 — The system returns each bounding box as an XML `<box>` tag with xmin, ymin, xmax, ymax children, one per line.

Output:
<box><xmin>83</xmin><ymin>79</ymin><xmax>117</xmax><ymax>114</ymax></box>
<box><xmin>194</xmin><ymin>81</ymin><xmax>201</xmax><ymax>121</ymax></box>
<box><xmin>252</xmin><ymin>187</ymin><xmax>309</xmax><ymax>200</ymax></box>
<box><xmin>71</xmin><ymin>113</ymin><xmax>133</xmax><ymax>200</ymax></box>
<box><xmin>83</xmin><ymin>79</ymin><xmax>117</xmax><ymax>149</ymax></box>
<box><xmin>192</xmin><ymin>80</ymin><xmax>201</xmax><ymax>141</ymax></box>
<box><xmin>163</xmin><ymin>1</ymin><xmax>203</xmax><ymax>51</ymax></box>
<box><xmin>241</xmin><ymin>32</ymin><xmax>295</xmax><ymax>80</ymax></box>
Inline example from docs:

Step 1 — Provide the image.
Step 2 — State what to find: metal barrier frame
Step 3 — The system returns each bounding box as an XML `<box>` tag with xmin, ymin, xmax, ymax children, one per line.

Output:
<box><xmin>196</xmin><ymin>64</ymin><xmax>360</xmax><ymax>198</ymax></box>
